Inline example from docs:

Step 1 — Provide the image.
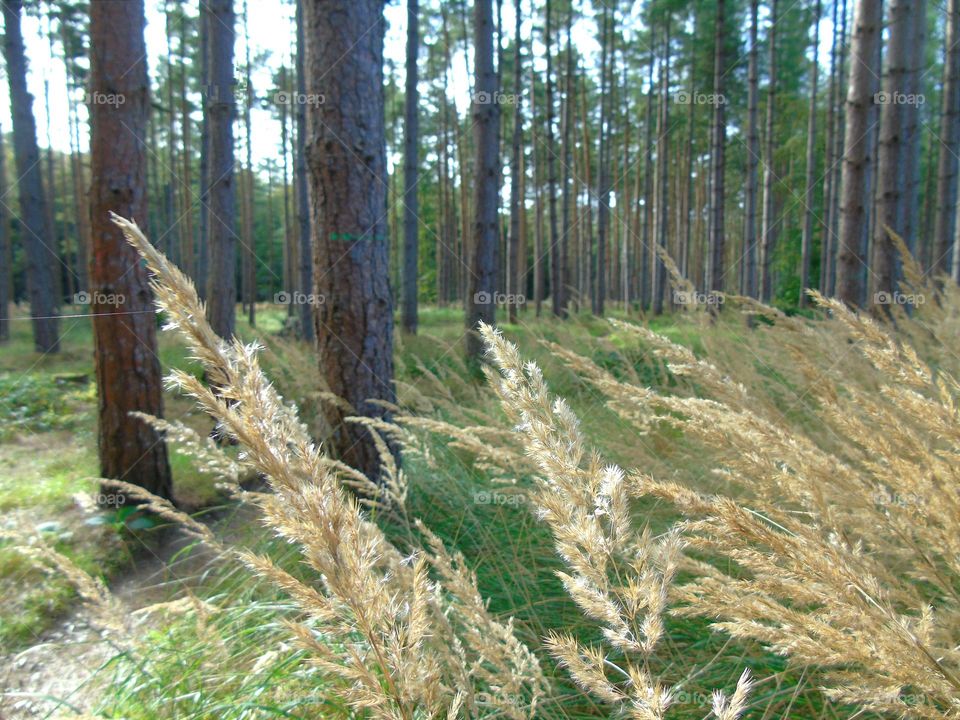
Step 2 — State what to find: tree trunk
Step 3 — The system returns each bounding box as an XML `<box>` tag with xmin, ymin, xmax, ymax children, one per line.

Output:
<box><xmin>89</xmin><ymin>0</ymin><xmax>172</xmax><ymax>502</ymax></box>
<box><xmin>0</xmin><ymin>126</ymin><xmax>9</xmax><ymax>342</ymax></box>
<box><xmin>507</xmin><ymin>0</ymin><xmax>523</xmax><ymax>323</ymax></box>
<box><xmin>204</xmin><ymin>0</ymin><xmax>235</xmax><ymax>337</ymax></box>
<box><xmin>545</xmin><ymin>0</ymin><xmax>562</xmax><ymax>315</ymax></box>
<box><xmin>799</xmin><ymin>0</ymin><xmax>822</xmax><ymax>307</ymax></box>
<box><xmin>707</xmin><ymin>0</ymin><xmax>727</xmax><ymax>293</ymax></box>
<box><xmin>871</xmin><ymin>0</ymin><xmax>914</xmax><ymax>308</ymax></box>
<box><xmin>401</xmin><ymin>0</ymin><xmax>419</xmax><ymax>333</ymax></box>
<box><xmin>820</xmin><ymin>0</ymin><xmax>840</xmax><ymax>295</ymax></box>
<box><xmin>465</xmin><ymin>0</ymin><xmax>500</xmax><ymax>360</ymax></box>
<box><xmin>641</xmin><ymin>54</ymin><xmax>654</xmax><ymax>308</ymax></box>
<box><xmin>901</xmin><ymin>0</ymin><xmax>925</xmax><ymax>259</ymax></box>
<box><xmin>2</xmin><ymin>0</ymin><xmax>59</xmax><ymax>353</ymax></box>
<box><xmin>653</xmin><ymin>21</ymin><xmax>670</xmax><ymax>315</ymax></box>
<box><xmin>934</xmin><ymin>0</ymin><xmax>960</xmax><ymax>276</ymax></box>
<box><xmin>303</xmin><ymin>0</ymin><xmax>396</xmax><ymax>479</ymax></box>
<box><xmin>836</xmin><ymin>0</ymin><xmax>882</xmax><ymax>307</ymax></box>
<box><xmin>593</xmin><ymin>4</ymin><xmax>611</xmax><ymax>316</ymax></box>
<box><xmin>198</xmin><ymin>6</ymin><xmax>210</xmax><ymax>300</ymax></box>
<box><xmin>759</xmin><ymin>0</ymin><xmax>778</xmax><ymax>302</ymax></box>
<box><xmin>242</xmin><ymin>0</ymin><xmax>256</xmax><ymax>327</ymax></box>
<box><xmin>560</xmin><ymin>4</ymin><xmax>573</xmax><ymax>314</ymax></box>
<box><xmin>295</xmin><ymin>0</ymin><xmax>313</xmax><ymax>338</ymax></box>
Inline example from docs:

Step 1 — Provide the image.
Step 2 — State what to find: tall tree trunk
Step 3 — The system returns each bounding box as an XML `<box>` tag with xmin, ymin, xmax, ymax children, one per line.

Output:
<box><xmin>641</xmin><ymin>54</ymin><xmax>654</xmax><ymax>308</ymax></box>
<box><xmin>295</xmin><ymin>0</ymin><xmax>312</xmax><ymax>338</ymax></box>
<box><xmin>531</xmin><ymin>65</ymin><xmax>544</xmax><ymax>315</ymax></box>
<box><xmin>820</xmin><ymin>0</ymin><xmax>840</xmax><ymax>295</ymax></box>
<box><xmin>836</xmin><ymin>0</ymin><xmax>882</xmax><ymax>307</ymax></box>
<box><xmin>653</xmin><ymin>21</ymin><xmax>670</xmax><ymax>315</ymax></box>
<box><xmin>304</xmin><ymin>0</ymin><xmax>396</xmax><ymax>478</ymax></box>
<box><xmin>466</xmin><ymin>0</ymin><xmax>500</xmax><ymax>360</ymax></box>
<box><xmin>593</xmin><ymin>4</ymin><xmax>611</xmax><ymax>315</ymax></box>
<box><xmin>560</xmin><ymin>4</ymin><xmax>573</xmax><ymax>314</ymax></box>
<box><xmin>507</xmin><ymin>0</ymin><xmax>523</xmax><ymax>323</ymax></box>
<box><xmin>198</xmin><ymin>7</ymin><xmax>210</xmax><ymax>300</ymax></box>
<box><xmin>545</xmin><ymin>0</ymin><xmax>562</xmax><ymax>315</ymax></box>
<box><xmin>2</xmin><ymin>0</ymin><xmax>59</xmax><ymax>352</ymax></box>
<box><xmin>242</xmin><ymin>0</ymin><xmax>256</xmax><ymax>327</ymax></box>
<box><xmin>901</xmin><ymin>0</ymin><xmax>925</xmax><ymax>259</ymax></box>
<box><xmin>89</xmin><ymin>0</ymin><xmax>172</xmax><ymax>501</ymax></box>
<box><xmin>178</xmin><ymin>6</ymin><xmax>195</xmax><ymax>281</ymax></box>
<box><xmin>799</xmin><ymin>0</ymin><xmax>822</xmax><ymax>307</ymax></box>
<box><xmin>759</xmin><ymin>0</ymin><xmax>778</xmax><ymax>302</ymax></box>
<box><xmin>934</xmin><ymin>0</ymin><xmax>960</xmax><ymax>276</ymax></box>
<box><xmin>0</xmin><ymin>125</ymin><xmax>9</xmax><ymax>342</ymax></box>
<box><xmin>205</xmin><ymin>0</ymin><xmax>236</xmax><ymax>338</ymax></box>
<box><xmin>402</xmin><ymin>0</ymin><xmax>420</xmax><ymax>333</ymax></box>
<box><xmin>743</xmin><ymin>0</ymin><xmax>760</xmax><ymax>298</ymax></box>
<box><xmin>871</xmin><ymin>0</ymin><xmax>914</xmax><ymax>308</ymax></box>
<box><xmin>578</xmin><ymin>70</ymin><xmax>593</xmax><ymax>308</ymax></box>
<box><xmin>707</xmin><ymin>0</ymin><xmax>727</xmax><ymax>293</ymax></box>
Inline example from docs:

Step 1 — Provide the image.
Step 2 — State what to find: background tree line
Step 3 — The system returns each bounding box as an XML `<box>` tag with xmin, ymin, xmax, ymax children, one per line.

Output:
<box><xmin>0</xmin><ymin>0</ymin><xmax>955</xmax><ymax>498</ymax></box>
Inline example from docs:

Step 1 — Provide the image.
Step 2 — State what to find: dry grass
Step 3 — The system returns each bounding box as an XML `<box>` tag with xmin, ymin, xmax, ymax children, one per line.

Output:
<box><xmin>22</xmin><ymin>217</ymin><xmax>960</xmax><ymax>719</ymax></box>
<box><xmin>482</xmin><ymin>240</ymin><xmax>960</xmax><ymax>718</ymax></box>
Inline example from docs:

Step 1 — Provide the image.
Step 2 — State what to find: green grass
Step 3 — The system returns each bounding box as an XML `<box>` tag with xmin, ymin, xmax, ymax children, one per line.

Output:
<box><xmin>0</xmin><ymin>307</ymin><xmax>232</xmax><ymax>649</ymax></box>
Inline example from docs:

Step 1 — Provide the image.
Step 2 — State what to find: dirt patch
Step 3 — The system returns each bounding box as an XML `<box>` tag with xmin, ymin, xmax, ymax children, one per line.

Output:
<box><xmin>0</xmin><ymin>507</ymin><xmax>252</xmax><ymax>719</ymax></box>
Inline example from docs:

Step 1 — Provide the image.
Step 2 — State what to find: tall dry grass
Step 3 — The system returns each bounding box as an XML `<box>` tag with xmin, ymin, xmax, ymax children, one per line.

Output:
<box><xmin>482</xmin><ymin>240</ymin><xmax>960</xmax><ymax>719</ymax></box>
<box><xmin>25</xmin><ymin>217</ymin><xmax>960</xmax><ymax>719</ymax></box>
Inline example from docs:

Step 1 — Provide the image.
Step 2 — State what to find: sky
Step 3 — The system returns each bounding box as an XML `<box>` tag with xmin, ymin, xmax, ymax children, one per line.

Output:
<box><xmin>0</xmin><ymin>1</ymin><xmax>834</xmax><ymax>173</ymax></box>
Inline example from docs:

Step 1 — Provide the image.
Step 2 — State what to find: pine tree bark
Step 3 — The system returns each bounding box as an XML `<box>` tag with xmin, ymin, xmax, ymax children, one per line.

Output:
<box><xmin>593</xmin><ymin>4</ymin><xmax>611</xmax><ymax>316</ymax></box>
<box><xmin>303</xmin><ymin>0</ymin><xmax>396</xmax><ymax>478</ymax></box>
<box><xmin>402</xmin><ymin>0</ymin><xmax>419</xmax><ymax>333</ymax></box>
<box><xmin>759</xmin><ymin>0</ymin><xmax>778</xmax><ymax>302</ymax></box>
<box><xmin>653</xmin><ymin>21</ymin><xmax>670</xmax><ymax>315</ymax></box>
<box><xmin>89</xmin><ymin>0</ymin><xmax>172</xmax><ymax>502</ymax></box>
<box><xmin>507</xmin><ymin>0</ymin><xmax>523</xmax><ymax>323</ymax></box>
<box><xmin>901</xmin><ymin>0</ymin><xmax>925</xmax><ymax>258</ymax></box>
<box><xmin>198</xmin><ymin>7</ymin><xmax>210</xmax><ymax>300</ymax></box>
<box><xmin>242</xmin><ymin>0</ymin><xmax>256</xmax><ymax>327</ymax></box>
<box><xmin>560</xmin><ymin>4</ymin><xmax>573</xmax><ymax>315</ymax></box>
<box><xmin>837</xmin><ymin>0</ymin><xmax>882</xmax><ymax>306</ymax></box>
<box><xmin>871</xmin><ymin>0</ymin><xmax>914</xmax><ymax>308</ymax></box>
<box><xmin>296</xmin><ymin>0</ymin><xmax>313</xmax><ymax>338</ymax></box>
<box><xmin>545</xmin><ymin>0</ymin><xmax>563</xmax><ymax>316</ymax></box>
<box><xmin>0</xmin><ymin>125</ymin><xmax>9</xmax><ymax>342</ymax></box>
<box><xmin>466</xmin><ymin>0</ymin><xmax>500</xmax><ymax>359</ymax></box>
<box><xmin>934</xmin><ymin>0</ymin><xmax>960</xmax><ymax>276</ymax></box>
<box><xmin>205</xmin><ymin>0</ymin><xmax>236</xmax><ymax>337</ymax></box>
<box><xmin>707</xmin><ymin>0</ymin><xmax>727</xmax><ymax>293</ymax></box>
<box><xmin>799</xmin><ymin>0</ymin><xmax>822</xmax><ymax>307</ymax></box>
<box><xmin>2</xmin><ymin>0</ymin><xmax>59</xmax><ymax>352</ymax></box>
<box><xmin>641</xmin><ymin>54</ymin><xmax>654</xmax><ymax>309</ymax></box>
